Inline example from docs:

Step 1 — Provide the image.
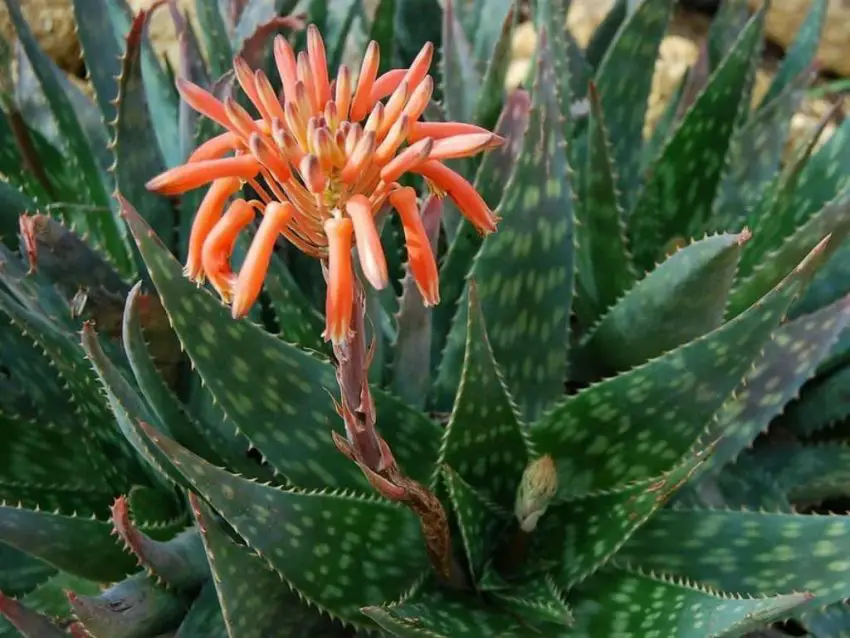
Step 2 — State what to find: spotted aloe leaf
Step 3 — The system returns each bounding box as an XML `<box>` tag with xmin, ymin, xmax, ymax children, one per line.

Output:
<box><xmin>489</xmin><ymin>575</ymin><xmax>573</xmax><ymax>627</ymax></box>
<box><xmin>620</xmin><ymin>509</ymin><xmax>850</xmax><ymax>610</ymax></box>
<box><xmin>113</xmin><ymin>5</ymin><xmax>177</xmax><ymax>250</ymax></box>
<box><xmin>758</xmin><ymin>0</ymin><xmax>827</xmax><ymax>108</ymax></box>
<box><xmin>706</xmin><ymin>0</ymin><xmax>750</xmax><ymax>68</ymax></box>
<box><xmin>190</xmin><ymin>493</ymin><xmax>342</xmax><ymax>638</ymax></box>
<box><xmin>440</xmin><ymin>0</ymin><xmax>481</xmax><ymax>125</ymax></box>
<box><xmin>2</xmin><ymin>0</ymin><xmax>132</xmax><ymax>275</ymax></box>
<box><xmin>749</xmin><ymin>443</ymin><xmax>850</xmax><ymax>504</ymax></box>
<box><xmin>0</xmin><ymin>586</ymin><xmax>82</xmax><ymax>637</ymax></box>
<box><xmin>138</xmin><ymin>421</ymin><xmax>430</xmax><ymax>628</ymax></box>
<box><xmin>593</xmin><ymin>0</ymin><xmax>674</xmax><ymax>211</ymax></box>
<box><xmin>0</xmin><ymin>292</ymin><xmax>145</xmax><ymax>490</ymax></box>
<box><xmin>537</xmin><ymin>450</ymin><xmax>708</xmax><ymax>588</ymax></box>
<box><xmin>441</xmin><ymin>465</ymin><xmax>506</xmax><ymax>581</ymax></box>
<box><xmin>569</xmin><ymin>566</ymin><xmax>811</xmax><ymax>637</ymax></box>
<box><xmin>462</xmin><ymin>29</ymin><xmax>574</xmax><ymax>423</ymax></box>
<box><xmin>0</xmin><ymin>478</ymin><xmax>115</xmax><ymax>517</ymax></box>
<box><xmin>575</xmin><ymin>231</ymin><xmax>748</xmax><ymax>377</ymax></box>
<box><xmin>391</xmin><ymin>195</ymin><xmax>442</xmax><ymax>408</ymax></box>
<box><xmin>68</xmin><ymin>572</ymin><xmax>187</xmax><ymax>638</ymax></box>
<box><xmin>584</xmin><ymin>0</ymin><xmax>627</xmax><ymax>70</ymax></box>
<box><xmin>71</xmin><ymin>0</ymin><xmax>122</xmax><ymax>125</ymax></box>
<box><xmin>121</xmin><ymin>283</ymin><xmax>268</xmax><ymax>480</ymax></box>
<box><xmin>120</xmin><ymin>195</ymin><xmax>441</xmax><ymax>491</ymax></box>
<box><xmin>573</xmin><ymin>82</ymin><xmax>636</xmax><ymax>328</ymax></box>
<box><xmin>432</xmin><ymin>89</ymin><xmax>530</xmax><ymax>381</ymax></box>
<box><xmin>362</xmin><ymin>581</ymin><xmax>530</xmax><ymax>637</ymax></box>
<box><xmin>628</xmin><ymin>8</ymin><xmax>763</xmax><ymax>268</ymax></box>
<box><xmin>727</xmin><ymin>186</ymin><xmax>850</xmax><ymax>318</ymax></box>
<box><xmin>111</xmin><ymin>496</ymin><xmax>209</xmax><ymax>591</ymax></box>
<box><xmin>0</xmin><ymin>543</ymin><xmax>56</xmax><ymax>598</ymax></box>
<box><xmin>470</xmin><ymin>2</ymin><xmax>515</xmax><ymax>130</ymax></box>
<box><xmin>698</xmin><ymin>295</ymin><xmax>850</xmax><ymax>477</ymax></box>
<box><xmin>0</xmin><ymin>504</ymin><xmax>183</xmax><ymax>583</ymax></box>
<box><xmin>194</xmin><ymin>0</ymin><xmax>233</xmax><ymax>79</ymax></box>
<box><xmin>782</xmin><ymin>363</ymin><xmax>850</xmax><ymax>437</ymax></box>
<box><xmin>438</xmin><ymin>283</ymin><xmax>529</xmax><ymax>508</ymax></box>
<box><xmin>800</xmin><ymin>601</ymin><xmax>850</xmax><ymax>637</ymax></box>
<box><xmin>173</xmin><ymin>582</ymin><xmax>228</xmax><ymax>638</ymax></box>
<box><xmin>532</xmin><ymin>237</ymin><xmax>827</xmax><ymax>496</ymax></box>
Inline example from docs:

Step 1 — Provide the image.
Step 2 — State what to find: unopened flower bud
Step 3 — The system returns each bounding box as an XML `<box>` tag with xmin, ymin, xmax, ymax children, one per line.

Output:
<box><xmin>514</xmin><ymin>455</ymin><xmax>558</xmax><ymax>533</ymax></box>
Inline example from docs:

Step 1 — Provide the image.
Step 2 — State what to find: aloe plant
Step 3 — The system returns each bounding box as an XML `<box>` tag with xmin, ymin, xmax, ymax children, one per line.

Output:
<box><xmin>3</xmin><ymin>0</ymin><xmax>850</xmax><ymax>636</ymax></box>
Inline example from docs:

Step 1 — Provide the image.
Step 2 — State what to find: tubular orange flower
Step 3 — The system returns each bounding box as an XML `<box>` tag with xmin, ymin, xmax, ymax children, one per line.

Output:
<box><xmin>145</xmin><ymin>25</ymin><xmax>502</xmax><ymax>343</ymax></box>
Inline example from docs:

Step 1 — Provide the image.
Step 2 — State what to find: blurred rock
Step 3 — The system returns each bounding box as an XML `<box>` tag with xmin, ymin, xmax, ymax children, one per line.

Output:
<box><xmin>750</xmin><ymin>0</ymin><xmax>850</xmax><ymax>78</ymax></box>
<box><xmin>0</xmin><ymin>0</ymin><xmax>81</xmax><ymax>74</ymax></box>
<box><xmin>129</xmin><ymin>0</ymin><xmax>201</xmax><ymax>69</ymax></box>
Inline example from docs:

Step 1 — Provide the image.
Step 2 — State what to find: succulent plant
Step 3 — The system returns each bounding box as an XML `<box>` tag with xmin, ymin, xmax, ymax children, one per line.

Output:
<box><xmin>3</xmin><ymin>0</ymin><xmax>850</xmax><ymax>636</ymax></box>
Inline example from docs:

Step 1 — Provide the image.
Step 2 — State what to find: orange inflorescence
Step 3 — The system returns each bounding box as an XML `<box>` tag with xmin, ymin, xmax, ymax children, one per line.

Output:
<box><xmin>146</xmin><ymin>25</ymin><xmax>502</xmax><ymax>344</ymax></box>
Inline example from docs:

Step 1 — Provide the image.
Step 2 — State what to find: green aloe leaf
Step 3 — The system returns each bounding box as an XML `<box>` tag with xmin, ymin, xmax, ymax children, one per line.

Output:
<box><xmin>138</xmin><ymin>421</ymin><xmax>430</xmax><ymax>627</ymax></box>
<box><xmin>114</xmin><ymin>6</ymin><xmax>178</xmax><ymax>250</ymax></box>
<box><xmin>391</xmin><ymin>196</ymin><xmax>442</xmax><ymax>409</ymax></box>
<box><xmin>194</xmin><ymin>0</ymin><xmax>233</xmax><ymax>79</ymax></box>
<box><xmin>432</xmin><ymin>89</ymin><xmax>530</xmax><ymax>382</ymax></box>
<box><xmin>0</xmin><ymin>591</ymin><xmax>74</xmax><ymax>638</ymax></box>
<box><xmin>750</xmin><ymin>443</ymin><xmax>850</xmax><ymax>503</ymax></box>
<box><xmin>438</xmin><ymin>283</ymin><xmax>529</xmax><ymax>509</ymax></box>
<box><xmin>569</xmin><ymin>566</ymin><xmax>810</xmax><ymax>638</ymax></box>
<box><xmin>573</xmin><ymin>82</ymin><xmax>636</xmax><ymax>328</ymax></box>
<box><xmin>362</xmin><ymin>581</ymin><xmax>529</xmax><ymax>637</ymax></box>
<box><xmin>585</xmin><ymin>0</ymin><xmax>626</xmax><ymax>70</ymax></box>
<box><xmin>575</xmin><ymin>231</ymin><xmax>748</xmax><ymax>377</ymax></box>
<box><xmin>710</xmin><ymin>66</ymin><xmax>814</xmax><ymax>232</ymax></box>
<box><xmin>706</xmin><ymin>0</ymin><xmax>750</xmax><ymax>68</ymax></box>
<box><xmin>593</xmin><ymin>0</ymin><xmax>674</xmax><ymax>210</ymax></box>
<box><xmin>68</xmin><ymin>572</ymin><xmax>187</xmax><ymax>638</ymax></box>
<box><xmin>490</xmin><ymin>575</ymin><xmax>573</xmax><ymax>627</ymax></box>
<box><xmin>440</xmin><ymin>0</ymin><xmax>482</xmax><ymax>126</ymax></box>
<box><xmin>0</xmin><ymin>478</ymin><xmax>115</xmax><ymax>517</ymax></box>
<box><xmin>0</xmin><ymin>504</ymin><xmax>183</xmax><ymax>583</ymax></box>
<box><xmin>71</xmin><ymin>0</ymin><xmax>122</xmax><ymax>125</ymax></box>
<box><xmin>758</xmin><ymin>0</ymin><xmax>827</xmax><ymax>108</ymax></box>
<box><xmin>120</xmin><ymin>195</ymin><xmax>441</xmax><ymax>491</ymax></box>
<box><xmin>727</xmin><ymin>186</ymin><xmax>850</xmax><ymax>318</ymax></box>
<box><xmin>395</xmin><ymin>0</ymin><xmax>442</xmax><ymax>86</ymax></box>
<box><xmin>190</xmin><ymin>493</ymin><xmax>343</xmax><ymax>638</ymax></box>
<box><xmin>782</xmin><ymin>363</ymin><xmax>850</xmax><ymax>437</ymax></box>
<box><xmin>800</xmin><ymin>602</ymin><xmax>850</xmax><ymax>637</ymax></box>
<box><xmin>619</xmin><ymin>508</ymin><xmax>850</xmax><ymax>609</ymax></box>
<box><xmin>628</xmin><ymin>8</ymin><xmax>763</xmax><ymax>268</ymax></box>
<box><xmin>0</xmin><ymin>543</ymin><xmax>56</xmax><ymax>598</ymax></box>
<box><xmin>441</xmin><ymin>465</ymin><xmax>506</xmax><ymax>581</ymax></box>
<box><xmin>531</xmin><ymin>236</ymin><xmax>826</xmax><ymax>495</ymax></box>
<box><xmin>465</xmin><ymin>0</ymin><xmax>513</xmax><ymax>73</ymax></box>
<box><xmin>369</xmin><ymin>0</ymin><xmax>396</xmax><ymax>75</ymax></box>
<box><xmin>540</xmin><ymin>450</ymin><xmax>708</xmax><ymax>588</ymax></box>
<box><xmin>463</xmin><ymin>28</ymin><xmax>574</xmax><ymax>422</ymax></box>
<box><xmin>2</xmin><ymin>0</ymin><xmax>131</xmax><ymax>274</ymax></box>
<box><xmin>0</xmin><ymin>183</ymin><xmax>34</xmax><ymax>248</ymax></box>
<box><xmin>174</xmin><ymin>582</ymin><xmax>228</xmax><ymax>638</ymax></box>
<box><xmin>698</xmin><ymin>295</ymin><xmax>850</xmax><ymax>477</ymax></box>
<box><xmin>470</xmin><ymin>1</ymin><xmax>515</xmax><ymax>130</ymax></box>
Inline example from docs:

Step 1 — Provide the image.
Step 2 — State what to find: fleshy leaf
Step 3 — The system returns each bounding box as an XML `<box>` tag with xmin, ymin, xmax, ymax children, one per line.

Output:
<box><xmin>539</xmin><ymin>450</ymin><xmax>707</xmax><ymax>587</ymax></box>
<box><xmin>490</xmin><ymin>574</ymin><xmax>573</xmax><ymax>628</ymax></box>
<box><xmin>68</xmin><ymin>572</ymin><xmax>186</xmax><ymax>638</ymax></box>
<box><xmin>440</xmin><ymin>0</ymin><xmax>481</xmax><ymax>124</ymax></box>
<box><xmin>113</xmin><ymin>4</ymin><xmax>176</xmax><ymax>247</ymax></box>
<box><xmin>575</xmin><ymin>231</ymin><xmax>749</xmax><ymax>377</ymax></box>
<box><xmin>569</xmin><ymin>566</ymin><xmax>810</xmax><ymax>637</ymax></box>
<box><xmin>782</xmin><ymin>363</ymin><xmax>850</xmax><ymax>437</ymax></box>
<box><xmin>0</xmin><ymin>478</ymin><xmax>114</xmax><ymax>517</ymax></box>
<box><xmin>465</xmin><ymin>28</ymin><xmax>574</xmax><ymax>422</ymax></box>
<box><xmin>706</xmin><ymin>0</ymin><xmax>750</xmax><ymax>68</ymax></box>
<box><xmin>620</xmin><ymin>509</ymin><xmax>850</xmax><ymax>608</ymax></box>
<box><xmin>585</xmin><ymin>0</ymin><xmax>627</xmax><ymax>70</ymax></box>
<box><xmin>628</xmin><ymin>8</ymin><xmax>763</xmax><ymax>267</ymax></box>
<box><xmin>573</xmin><ymin>81</ymin><xmax>636</xmax><ymax>327</ymax></box>
<box><xmin>470</xmin><ymin>3</ymin><xmax>515</xmax><ymax>130</ymax></box>
<box><xmin>728</xmin><ymin>185</ymin><xmax>850</xmax><ymax>318</ymax></box>
<box><xmin>750</xmin><ymin>442</ymin><xmax>850</xmax><ymax>504</ymax></box>
<box><xmin>174</xmin><ymin>582</ymin><xmax>228</xmax><ymax>638</ymax></box>
<box><xmin>138</xmin><ymin>421</ymin><xmax>430</xmax><ymax>627</ymax></box>
<box><xmin>362</xmin><ymin>581</ymin><xmax>529</xmax><ymax>637</ymax></box>
<box><xmin>0</xmin><ymin>504</ymin><xmax>182</xmax><ymax>582</ymax></box>
<box><xmin>111</xmin><ymin>495</ymin><xmax>209</xmax><ymax>591</ymax></box>
<box><xmin>194</xmin><ymin>0</ymin><xmax>232</xmax><ymax>78</ymax></box>
<box><xmin>438</xmin><ymin>283</ymin><xmax>529</xmax><ymax>508</ymax></box>
<box><xmin>441</xmin><ymin>465</ymin><xmax>506</xmax><ymax>581</ymax></box>
<box><xmin>531</xmin><ymin>237</ymin><xmax>829</xmax><ymax>495</ymax></box>
<box><xmin>593</xmin><ymin>0</ymin><xmax>674</xmax><ymax>210</ymax></box>
<box><xmin>71</xmin><ymin>0</ymin><xmax>122</xmax><ymax>125</ymax></box>
<box><xmin>190</xmin><ymin>493</ymin><xmax>343</xmax><ymax>638</ymax></box>
<box><xmin>0</xmin><ymin>591</ymin><xmax>72</xmax><ymax>638</ymax></box>
<box><xmin>119</xmin><ymin>195</ymin><xmax>441</xmax><ymax>491</ymax></box>
<box><xmin>0</xmin><ymin>542</ymin><xmax>56</xmax><ymax>598</ymax></box>
<box><xmin>699</xmin><ymin>295</ymin><xmax>850</xmax><ymax>476</ymax></box>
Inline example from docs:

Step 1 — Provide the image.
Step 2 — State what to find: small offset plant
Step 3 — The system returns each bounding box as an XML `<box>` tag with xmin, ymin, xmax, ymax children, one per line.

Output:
<box><xmin>2</xmin><ymin>0</ymin><xmax>850</xmax><ymax>637</ymax></box>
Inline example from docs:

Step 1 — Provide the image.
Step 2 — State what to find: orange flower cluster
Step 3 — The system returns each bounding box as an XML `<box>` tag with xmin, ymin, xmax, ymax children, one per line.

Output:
<box><xmin>146</xmin><ymin>25</ymin><xmax>501</xmax><ymax>343</ymax></box>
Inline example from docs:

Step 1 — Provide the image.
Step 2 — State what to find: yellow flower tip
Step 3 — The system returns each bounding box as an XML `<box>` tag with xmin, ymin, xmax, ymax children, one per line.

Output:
<box><xmin>346</xmin><ymin>195</ymin><xmax>388</xmax><ymax>291</ymax></box>
<box><xmin>323</xmin><ymin>217</ymin><xmax>355</xmax><ymax>345</ymax></box>
<box><xmin>232</xmin><ymin>201</ymin><xmax>294</xmax><ymax>319</ymax></box>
